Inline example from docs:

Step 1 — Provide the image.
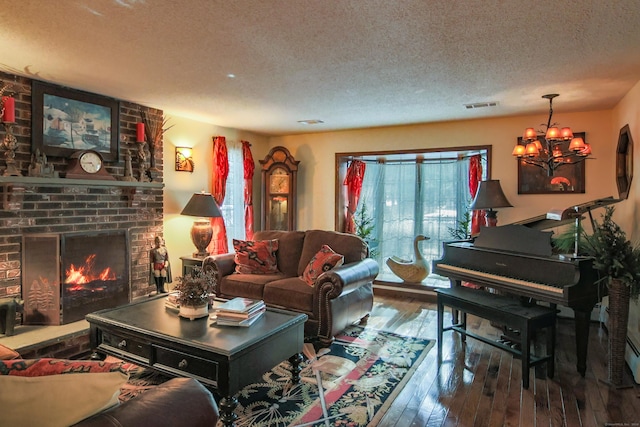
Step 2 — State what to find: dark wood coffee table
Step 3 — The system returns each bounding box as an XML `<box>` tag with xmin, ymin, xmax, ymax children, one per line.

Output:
<box><xmin>86</xmin><ymin>296</ymin><xmax>307</xmax><ymax>427</ymax></box>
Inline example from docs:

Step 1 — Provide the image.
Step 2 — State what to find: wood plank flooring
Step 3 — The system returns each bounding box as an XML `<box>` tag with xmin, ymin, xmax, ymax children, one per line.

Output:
<box><xmin>369</xmin><ymin>294</ymin><xmax>640</xmax><ymax>427</ymax></box>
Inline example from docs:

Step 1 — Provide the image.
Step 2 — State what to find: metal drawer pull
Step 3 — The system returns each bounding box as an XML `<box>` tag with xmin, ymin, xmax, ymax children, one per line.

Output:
<box><xmin>178</xmin><ymin>359</ymin><xmax>188</xmax><ymax>369</ymax></box>
<box><xmin>118</xmin><ymin>340</ymin><xmax>127</xmax><ymax>349</ymax></box>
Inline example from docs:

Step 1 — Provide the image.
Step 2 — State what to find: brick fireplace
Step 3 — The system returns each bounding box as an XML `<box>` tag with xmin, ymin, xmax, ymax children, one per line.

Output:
<box><xmin>0</xmin><ymin>71</ymin><xmax>165</xmax><ymax>337</ymax></box>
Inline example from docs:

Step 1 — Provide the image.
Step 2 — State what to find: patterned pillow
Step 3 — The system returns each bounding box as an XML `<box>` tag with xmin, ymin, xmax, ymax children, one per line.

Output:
<box><xmin>302</xmin><ymin>245</ymin><xmax>344</xmax><ymax>286</ymax></box>
<box><xmin>233</xmin><ymin>239</ymin><xmax>279</xmax><ymax>274</ymax></box>
<box><xmin>0</xmin><ymin>358</ymin><xmax>129</xmax><ymax>427</ymax></box>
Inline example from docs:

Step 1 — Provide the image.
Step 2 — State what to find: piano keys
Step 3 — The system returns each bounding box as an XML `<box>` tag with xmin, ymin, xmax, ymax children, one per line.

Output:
<box><xmin>433</xmin><ymin>219</ymin><xmax>606</xmax><ymax>377</ymax></box>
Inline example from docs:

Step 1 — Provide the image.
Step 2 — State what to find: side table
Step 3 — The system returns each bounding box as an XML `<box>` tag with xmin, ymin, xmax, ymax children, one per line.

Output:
<box><xmin>180</xmin><ymin>255</ymin><xmax>204</xmax><ymax>276</ymax></box>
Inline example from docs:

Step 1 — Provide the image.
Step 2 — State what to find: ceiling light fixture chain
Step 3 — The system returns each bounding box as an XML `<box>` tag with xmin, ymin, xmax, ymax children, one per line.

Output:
<box><xmin>512</xmin><ymin>94</ymin><xmax>592</xmax><ymax>176</ymax></box>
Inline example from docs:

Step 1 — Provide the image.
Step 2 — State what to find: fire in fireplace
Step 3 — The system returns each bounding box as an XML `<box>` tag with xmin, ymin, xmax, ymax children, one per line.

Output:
<box><xmin>22</xmin><ymin>230</ymin><xmax>130</xmax><ymax>325</ymax></box>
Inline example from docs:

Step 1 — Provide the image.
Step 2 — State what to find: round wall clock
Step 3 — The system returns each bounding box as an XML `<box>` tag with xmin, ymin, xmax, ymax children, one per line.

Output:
<box><xmin>65</xmin><ymin>150</ymin><xmax>116</xmax><ymax>180</ymax></box>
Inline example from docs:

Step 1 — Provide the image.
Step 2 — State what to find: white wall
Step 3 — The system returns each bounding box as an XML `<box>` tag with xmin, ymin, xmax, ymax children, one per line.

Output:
<box><xmin>269</xmin><ymin>110</ymin><xmax>615</xmax><ymax>231</ymax></box>
<box><xmin>611</xmin><ymin>79</ymin><xmax>640</xmax><ymax>382</ymax></box>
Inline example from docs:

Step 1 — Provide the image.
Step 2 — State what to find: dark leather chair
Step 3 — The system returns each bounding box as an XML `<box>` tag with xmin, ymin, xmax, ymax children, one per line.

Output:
<box><xmin>72</xmin><ymin>378</ymin><xmax>219</xmax><ymax>427</ymax></box>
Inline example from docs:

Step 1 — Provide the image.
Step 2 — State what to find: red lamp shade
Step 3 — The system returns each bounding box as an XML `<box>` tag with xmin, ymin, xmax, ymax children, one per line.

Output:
<box><xmin>512</xmin><ymin>144</ymin><xmax>526</xmax><ymax>157</ymax></box>
<box><xmin>560</xmin><ymin>127</ymin><xmax>573</xmax><ymax>140</ymax></box>
<box><xmin>545</xmin><ymin>127</ymin><xmax>561</xmax><ymax>140</ymax></box>
<box><xmin>569</xmin><ymin>137</ymin><xmax>586</xmax><ymax>152</ymax></box>
<box><xmin>525</xmin><ymin>142</ymin><xmax>540</xmax><ymax>156</ymax></box>
<box><xmin>522</xmin><ymin>128</ymin><xmax>537</xmax><ymax>141</ymax></box>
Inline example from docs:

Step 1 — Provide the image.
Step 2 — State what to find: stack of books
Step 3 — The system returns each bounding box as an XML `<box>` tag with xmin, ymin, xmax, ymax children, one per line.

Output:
<box><xmin>164</xmin><ymin>292</ymin><xmax>181</xmax><ymax>311</ymax></box>
<box><xmin>212</xmin><ymin>297</ymin><xmax>266</xmax><ymax>327</ymax></box>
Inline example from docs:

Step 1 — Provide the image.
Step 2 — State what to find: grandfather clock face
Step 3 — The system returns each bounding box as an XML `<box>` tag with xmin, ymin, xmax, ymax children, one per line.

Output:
<box><xmin>269</xmin><ymin>167</ymin><xmax>290</xmax><ymax>194</ymax></box>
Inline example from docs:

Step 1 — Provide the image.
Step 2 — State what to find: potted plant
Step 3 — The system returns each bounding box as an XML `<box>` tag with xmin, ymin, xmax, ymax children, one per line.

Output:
<box><xmin>354</xmin><ymin>200</ymin><xmax>379</xmax><ymax>258</ymax></box>
<box><xmin>173</xmin><ymin>266</ymin><xmax>216</xmax><ymax>320</ymax></box>
<box><xmin>581</xmin><ymin>206</ymin><xmax>640</xmax><ymax>386</ymax></box>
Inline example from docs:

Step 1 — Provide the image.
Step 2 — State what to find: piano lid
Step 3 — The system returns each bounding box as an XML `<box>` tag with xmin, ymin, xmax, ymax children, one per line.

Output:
<box><xmin>511</xmin><ymin>196</ymin><xmax>622</xmax><ymax>230</ymax></box>
<box><xmin>474</xmin><ymin>224</ymin><xmax>553</xmax><ymax>257</ymax></box>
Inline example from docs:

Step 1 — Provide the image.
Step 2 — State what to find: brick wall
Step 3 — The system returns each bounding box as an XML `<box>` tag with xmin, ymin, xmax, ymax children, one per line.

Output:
<box><xmin>0</xmin><ymin>71</ymin><xmax>166</xmax><ymax>321</ymax></box>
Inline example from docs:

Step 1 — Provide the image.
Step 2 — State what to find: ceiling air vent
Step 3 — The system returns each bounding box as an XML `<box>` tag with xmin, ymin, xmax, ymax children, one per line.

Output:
<box><xmin>464</xmin><ymin>101</ymin><xmax>498</xmax><ymax>109</ymax></box>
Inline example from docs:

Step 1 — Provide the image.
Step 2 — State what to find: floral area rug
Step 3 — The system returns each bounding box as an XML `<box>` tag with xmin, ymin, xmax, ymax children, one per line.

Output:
<box><xmin>103</xmin><ymin>356</ymin><xmax>172</xmax><ymax>403</ymax></box>
<box><xmin>226</xmin><ymin>326</ymin><xmax>433</xmax><ymax>427</ymax></box>
<box><xmin>109</xmin><ymin>326</ymin><xmax>433</xmax><ymax>427</ymax></box>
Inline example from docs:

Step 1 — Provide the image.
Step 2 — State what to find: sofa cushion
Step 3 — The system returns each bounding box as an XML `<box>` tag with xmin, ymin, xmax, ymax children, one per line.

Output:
<box><xmin>233</xmin><ymin>239</ymin><xmax>279</xmax><ymax>274</ymax></box>
<box><xmin>254</xmin><ymin>230</ymin><xmax>306</xmax><ymax>277</ymax></box>
<box><xmin>0</xmin><ymin>358</ymin><xmax>129</xmax><ymax>427</ymax></box>
<box><xmin>220</xmin><ymin>273</ymin><xmax>286</xmax><ymax>300</ymax></box>
<box><xmin>302</xmin><ymin>245</ymin><xmax>344</xmax><ymax>286</ymax></box>
<box><xmin>263</xmin><ymin>277</ymin><xmax>314</xmax><ymax>313</ymax></box>
<box><xmin>298</xmin><ymin>230</ymin><xmax>367</xmax><ymax>276</ymax></box>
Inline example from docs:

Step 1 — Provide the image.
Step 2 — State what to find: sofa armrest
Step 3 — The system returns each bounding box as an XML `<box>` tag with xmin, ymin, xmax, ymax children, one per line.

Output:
<box><xmin>315</xmin><ymin>257</ymin><xmax>379</xmax><ymax>300</ymax></box>
<box><xmin>72</xmin><ymin>378</ymin><xmax>219</xmax><ymax>427</ymax></box>
<box><xmin>202</xmin><ymin>253</ymin><xmax>236</xmax><ymax>292</ymax></box>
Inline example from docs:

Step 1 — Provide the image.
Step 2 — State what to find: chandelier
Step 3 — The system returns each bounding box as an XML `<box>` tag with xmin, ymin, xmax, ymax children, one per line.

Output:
<box><xmin>512</xmin><ymin>94</ymin><xmax>591</xmax><ymax>176</ymax></box>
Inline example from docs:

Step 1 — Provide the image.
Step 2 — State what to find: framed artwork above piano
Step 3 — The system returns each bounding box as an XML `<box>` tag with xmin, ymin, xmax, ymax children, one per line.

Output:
<box><xmin>517</xmin><ymin>132</ymin><xmax>586</xmax><ymax>194</ymax></box>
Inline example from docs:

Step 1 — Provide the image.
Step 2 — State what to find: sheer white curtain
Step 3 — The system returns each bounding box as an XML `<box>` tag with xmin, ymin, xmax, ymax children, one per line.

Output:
<box><xmin>359</xmin><ymin>156</ymin><xmax>481</xmax><ymax>277</ymax></box>
<box><xmin>220</xmin><ymin>140</ymin><xmax>245</xmax><ymax>250</ymax></box>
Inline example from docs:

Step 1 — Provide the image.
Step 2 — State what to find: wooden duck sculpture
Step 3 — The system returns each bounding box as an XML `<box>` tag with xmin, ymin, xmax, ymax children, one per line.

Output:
<box><xmin>385</xmin><ymin>235</ymin><xmax>430</xmax><ymax>283</ymax></box>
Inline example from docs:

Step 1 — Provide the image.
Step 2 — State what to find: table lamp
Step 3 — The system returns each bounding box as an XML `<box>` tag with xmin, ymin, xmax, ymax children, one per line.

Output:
<box><xmin>469</xmin><ymin>180</ymin><xmax>512</xmax><ymax>227</ymax></box>
<box><xmin>181</xmin><ymin>192</ymin><xmax>222</xmax><ymax>258</ymax></box>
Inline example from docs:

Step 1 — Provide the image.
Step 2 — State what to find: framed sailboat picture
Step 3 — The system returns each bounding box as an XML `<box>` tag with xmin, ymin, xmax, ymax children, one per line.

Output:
<box><xmin>31</xmin><ymin>81</ymin><xmax>119</xmax><ymax>161</ymax></box>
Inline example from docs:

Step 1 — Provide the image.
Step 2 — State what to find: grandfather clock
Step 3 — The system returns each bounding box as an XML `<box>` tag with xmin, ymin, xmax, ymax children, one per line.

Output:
<box><xmin>260</xmin><ymin>146</ymin><xmax>299</xmax><ymax>231</ymax></box>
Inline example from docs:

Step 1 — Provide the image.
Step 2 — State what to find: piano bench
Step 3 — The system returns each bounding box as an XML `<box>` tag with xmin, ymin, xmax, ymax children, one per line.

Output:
<box><xmin>436</xmin><ymin>286</ymin><xmax>557</xmax><ymax>389</ymax></box>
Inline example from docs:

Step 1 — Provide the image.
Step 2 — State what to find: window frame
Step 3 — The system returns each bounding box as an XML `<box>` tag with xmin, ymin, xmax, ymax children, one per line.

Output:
<box><xmin>335</xmin><ymin>145</ymin><xmax>493</xmax><ymax>232</ymax></box>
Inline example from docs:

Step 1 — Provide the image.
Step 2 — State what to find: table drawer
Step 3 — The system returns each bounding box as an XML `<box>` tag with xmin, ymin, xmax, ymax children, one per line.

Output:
<box><xmin>100</xmin><ymin>330</ymin><xmax>151</xmax><ymax>362</ymax></box>
<box><xmin>154</xmin><ymin>345</ymin><xmax>219</xmax><ymax>383</ymax></box>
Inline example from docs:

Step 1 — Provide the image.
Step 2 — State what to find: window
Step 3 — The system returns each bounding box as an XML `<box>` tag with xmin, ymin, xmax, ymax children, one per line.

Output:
<box><xmin>220</xmin><ymin>140</ymin><xmax>246</xmax><ymax>248</ymax></box>
<box><xmin>337</xmin><ymin>146</ymin><xmax>489</xmax><ymax>280</ymax></box>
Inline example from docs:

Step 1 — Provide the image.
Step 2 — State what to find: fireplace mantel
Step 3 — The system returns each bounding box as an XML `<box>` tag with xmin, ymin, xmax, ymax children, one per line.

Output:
<box><xmin>0</xmin><ymin>177</ymin><xmax>163</xmax><ymax>210</ymax></box>
<box><xmin>0</xmin><ymin>176</ymin><xmax>163</xmax><ymax>187</ymax></box>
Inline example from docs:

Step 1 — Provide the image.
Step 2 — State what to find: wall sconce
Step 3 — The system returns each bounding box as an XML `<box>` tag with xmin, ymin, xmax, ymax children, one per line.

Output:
<box><xmin>175</xmin><ymin>147</ymin><xmax>194</xmax><ymax>172</ymax></box>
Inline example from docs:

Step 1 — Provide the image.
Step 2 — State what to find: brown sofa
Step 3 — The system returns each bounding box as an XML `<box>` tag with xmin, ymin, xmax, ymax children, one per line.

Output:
<box><xmin>202</xmin><ymin>229</ymin><xmax>379</xmax><ymax>346</ymax></box>
<box><xmin>73</xmin><ymin>378</ymin><xmax>219</xmax><ymax>427</ymax></box>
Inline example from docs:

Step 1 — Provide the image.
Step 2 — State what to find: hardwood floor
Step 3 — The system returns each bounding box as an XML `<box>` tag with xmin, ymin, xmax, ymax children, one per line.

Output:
<box><xmin>369</xmin><ymin>294</ymin><xmax>640</xmax><ymax>427</ymax></box>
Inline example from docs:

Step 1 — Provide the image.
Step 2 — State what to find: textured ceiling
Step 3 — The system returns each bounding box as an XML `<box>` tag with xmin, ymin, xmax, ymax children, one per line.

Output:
<box><xmin>1</xmin><ymin>1</ymin><xmax>640</xmax><ymax>136</ymax></box>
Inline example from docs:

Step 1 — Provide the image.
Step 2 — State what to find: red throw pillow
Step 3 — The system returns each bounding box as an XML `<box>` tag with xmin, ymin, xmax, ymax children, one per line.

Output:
<box><xmin>0</xmin><ymin>358</ymin><xmax>127</xmax><ymax>376</ymax></box>
<box><xmin>233</xmin><ymin>239</ymin><xmax>279</xmax><ymax>274</ymax></box>
<box><xmin>302</xmin><ymin>245</ymin><xmax>344</xmax><ymax>286</ymax></box>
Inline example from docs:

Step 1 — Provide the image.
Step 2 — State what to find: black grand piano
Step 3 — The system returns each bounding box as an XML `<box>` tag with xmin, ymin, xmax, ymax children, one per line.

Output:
<box><xmin>432</xmin><ymin>197</ymin><xmax>618</xmax><ymax>376</ymax></box>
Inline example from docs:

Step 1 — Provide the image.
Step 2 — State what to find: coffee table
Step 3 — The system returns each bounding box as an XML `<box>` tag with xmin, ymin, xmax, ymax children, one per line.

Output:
<box><xmin>86</xmin><ymin>296</ymin><xmax>307</xmax><ymax>427</ymax></box>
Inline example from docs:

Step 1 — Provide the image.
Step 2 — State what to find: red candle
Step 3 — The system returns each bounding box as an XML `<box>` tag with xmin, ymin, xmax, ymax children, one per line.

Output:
<box><xmin>2</xmin><ymin>96</ymin><xmax>15</xmax><ymax>123</ymax></box>
<box><xmin>136</xmin><ymin>122</ymin><xmax>145</xmax><ymax>142</ymax></box>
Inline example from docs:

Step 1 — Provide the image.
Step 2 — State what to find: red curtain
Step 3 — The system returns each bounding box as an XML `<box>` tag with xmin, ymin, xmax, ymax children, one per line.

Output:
<box><xmin>343</xmin><ymin>160</ymin><xmax>366</xmax><ymax>233</ymax></box>
<box><xmin>242</xmin><ymin>140</ymin><xmax>255</xmax><ymax>240</ymax></box>
<box><xmin>208</xmin><ymin>136</ymin><xmax>229</xmax><ymax>254</ymax></box>
<box><xmin>469</xmin><ymin>155</ymin><xmax>485</xmax><ymax>235</ymax></box>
